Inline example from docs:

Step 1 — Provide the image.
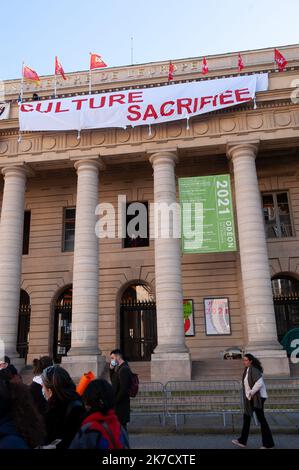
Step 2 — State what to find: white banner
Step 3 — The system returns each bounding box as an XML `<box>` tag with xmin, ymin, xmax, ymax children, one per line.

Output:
<box><xmin>0</xmin><ymin>102</ymin><xmax>10</xmax><ymax>120</ymax></box>
<box><xmin>19</xmin><ymin>73</ymin><xmax>268</xmax><ymax>132</ymax></box>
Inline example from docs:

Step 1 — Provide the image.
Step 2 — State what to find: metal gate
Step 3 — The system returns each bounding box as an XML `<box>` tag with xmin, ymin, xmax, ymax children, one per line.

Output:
<box><xmin>17</xmin><ymin>303</ymin><xmax>31</xmax><ymax>360</ymax></box>
<box><xmin>120</xmin><ymin>300</ymin><xmax>157</xmax><ymax>361</ymax></box>
<box><xmin>274</xmin><ymin>294</ymin><xmax>299</xmax><ymax>341</ymax></box>
<box><xmin>53</xmin><ymin>301</ymin><xmax>72</xmax><ymax>363</ymax></box>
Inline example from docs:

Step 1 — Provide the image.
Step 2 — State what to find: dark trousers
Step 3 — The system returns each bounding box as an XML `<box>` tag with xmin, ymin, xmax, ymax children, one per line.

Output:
<box><xmin>239</xmin><ymin>398</ymin><xmax>275</xmax><ymax>448</ymax></box>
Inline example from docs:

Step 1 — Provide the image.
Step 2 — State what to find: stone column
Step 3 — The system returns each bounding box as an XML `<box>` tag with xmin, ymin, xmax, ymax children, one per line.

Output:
<box><xmin>0</xmin><ymin>165</ymin><xmax>27</xmax><ymax>369</ymax></box>
<box><xmin>227</xmin><ymin>142</ymin><xmax>289</xmax><ymax>376</ymax></box>
<box><xmin>149</xmin><ymin>150</ymin><xmax>191</xmax><ymax>382</ymax></box>
<box><xmin>62</xmin><ymin>159</ymin><xmax>105</xmax><ymax>378</ymax></box>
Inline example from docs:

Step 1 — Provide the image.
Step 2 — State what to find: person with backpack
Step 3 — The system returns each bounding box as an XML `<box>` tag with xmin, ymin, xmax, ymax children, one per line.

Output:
<box><xmin>41</xmin><ymin>365</ymin><xmax>84</xmax><ymax>448</ymax></box>
<box><xmin>109</xmin><ymin>349</ymin><xmax>133</xmax><ymax>430</ymax></box>
<box><xmin>70</xmin><ymin>379</ymin><xmax>129</xmax><ymax>449</ymax></box>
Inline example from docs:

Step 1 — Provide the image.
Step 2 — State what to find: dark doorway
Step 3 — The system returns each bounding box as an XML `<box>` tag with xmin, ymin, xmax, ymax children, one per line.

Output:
<box><xmin>272</xmin><ymin>276</ymin><xmax>299</xmax><ymax>341</ymax></box>
<box><xmin>53</xmin><ymin>286</ymin><xmax>72</xmax><ymax>363</ymax></box>
<box><xmin>120</xmin><ymin>284</ymin><xmax>157</xmax><ymax>361</ymax></box>
<box><xmin>17</xmin><ymin>290</ymin><xmax>31</xmax><ymax>362</ymax></box>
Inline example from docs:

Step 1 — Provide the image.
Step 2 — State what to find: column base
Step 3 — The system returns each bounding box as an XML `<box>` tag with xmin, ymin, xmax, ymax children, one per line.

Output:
<box><xmin>244</xmin><ymin>347</ymin><xmax>290</xmax><ymax>376</ymax></box>
<box><xmin>62</xmin><ymin>354</ymin><xmax>106</xmax><ymax>382</ymax></box>
<box><xmin>151</xmin><ymin>352</ymin><xmax>191</xmax><ymax>383</ymax></box>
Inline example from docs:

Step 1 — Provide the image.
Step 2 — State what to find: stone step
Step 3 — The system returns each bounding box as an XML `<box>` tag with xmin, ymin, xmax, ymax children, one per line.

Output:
<box><xmin>192</xmin><ymin>359</ymin><xmax>243</xmax><ymax>380</ymax></box>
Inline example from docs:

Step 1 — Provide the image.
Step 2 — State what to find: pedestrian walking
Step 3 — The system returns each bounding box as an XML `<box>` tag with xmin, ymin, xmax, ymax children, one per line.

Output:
<box><xmin>42</xmin><ymin>365</ymin><xmax>84</xmax><ymax>448</ymax></box>
<box><xmin>109</xmin><ymin>349</ymin><xmax>131</xmax><ymax>430</ymax></box>
<box><xmin>232</xmin><ymin>353</ymin><xmax>275</xmax><ymax>449</ymax></box>
<box><xmin>70</xmin><ymin>379</ymin><xmax>129</xmax><ymax>449</ymax></box>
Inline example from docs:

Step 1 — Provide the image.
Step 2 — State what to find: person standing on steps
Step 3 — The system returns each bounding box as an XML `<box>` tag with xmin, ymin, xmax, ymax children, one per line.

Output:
<box><xmin>109</xmin><ymin>349</ymin><xmax>131</xmax><ymax>431</ymax></box>
<box><xmin>232</xmin><ymin>353</ymin><xmax>275</xmax><ymax>449</ymax></box>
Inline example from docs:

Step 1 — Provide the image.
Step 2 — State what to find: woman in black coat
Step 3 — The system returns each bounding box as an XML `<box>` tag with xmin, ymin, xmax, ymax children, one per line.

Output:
<box><xmin>42</xmin><ymin>365</ymin><xmax>84</xmax><ymax>448</ymax></box>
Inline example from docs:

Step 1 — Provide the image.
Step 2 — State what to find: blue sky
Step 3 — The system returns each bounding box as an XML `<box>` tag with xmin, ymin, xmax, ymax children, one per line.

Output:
<box><xmin>1</xmin><ymin>0</ymin><xmax>299</xmax><ymax>80</ymax></box>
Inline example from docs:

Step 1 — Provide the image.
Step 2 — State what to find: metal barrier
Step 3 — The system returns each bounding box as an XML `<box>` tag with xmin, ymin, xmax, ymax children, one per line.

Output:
<box><xmin>263</xmin><ymin>378</ymin><xmax>299</xmax><ymax>413</ymax></box>
<box><xmin>130</xmin><ymin>382</ymin><xmax>166</xmax><ymax>425</ymax></box>
<box><xmin>165</xmin><ymin>380</ymin><xmax>242</xmax><ymax>429</ymax></box>
<box><xmin>129</xmin><ymin>378</ymin><xmax>299</xmax><ymax>429</ymax></box>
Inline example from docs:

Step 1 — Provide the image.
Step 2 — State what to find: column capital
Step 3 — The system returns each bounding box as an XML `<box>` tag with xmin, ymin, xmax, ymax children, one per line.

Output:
<box><xmin>1</xmin><ymin>163</ymin><xmax>34</xmax><ymax>178</ymax></box>
<box><xmin>73</xmin><ymin>157</ymin><xmax>104</xmax><ymax>173</ymax></box>
<box><xmin>226</xmin><ymin>140</ymin><xmax>260</xmax><ymax>161</ymax></box>
<box><xmin>148</xmin><ymin>149</ymin><xmax>178</xmax><ymax>167</ymax></box>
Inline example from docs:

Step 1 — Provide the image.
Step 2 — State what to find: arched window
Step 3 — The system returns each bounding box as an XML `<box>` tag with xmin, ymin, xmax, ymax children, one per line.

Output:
<box><xmin>53</xmin><ymin>286</ymin><xmax>72</xmax><ymax>363</ymax></box>
<box><xmin>272</xmin><ymin>275</ymin><xmax>299</xmax><ymax>341</ymax></box>
<box><xmin>120</xmin><ymin>284</ymin><xmax>156</xmax><ymax>362</ymax></box>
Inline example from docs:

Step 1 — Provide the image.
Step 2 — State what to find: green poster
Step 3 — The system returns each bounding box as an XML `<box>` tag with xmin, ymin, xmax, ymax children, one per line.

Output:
<box><xmin>179</xmin><ymin>174</ymin><xmax>237</xmax><ymax>254</ymax></box>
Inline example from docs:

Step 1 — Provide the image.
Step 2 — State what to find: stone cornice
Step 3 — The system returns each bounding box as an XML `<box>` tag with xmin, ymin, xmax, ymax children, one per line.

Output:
<box><xmin>3</xmin><ymin>44</ymin><xmax>299</xmax><ymax>101</ymax></box>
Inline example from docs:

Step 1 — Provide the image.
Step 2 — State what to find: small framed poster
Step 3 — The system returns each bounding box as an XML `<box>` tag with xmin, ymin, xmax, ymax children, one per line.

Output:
<box><xmin>204</xmin><ymin>297</ymin><xmax>231</xmax><ymax>336</ymax></box>
<box><xmin>183</xmin><ymin>299</ymin><xmax>195</xmax><ymax>336</ymax></box>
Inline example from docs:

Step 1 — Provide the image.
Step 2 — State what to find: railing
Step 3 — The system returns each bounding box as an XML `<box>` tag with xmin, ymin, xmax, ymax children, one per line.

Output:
<box><xmin>263</xmin><ymin>378</ymin><xmax>299</xmax><ymax>412</ymax></box>
<box><xmin>165</xmin><ymin>380</ymin><xmax>241</xmax><ymax>428</ymax></box>
<box><xmin>130</xmin><ymin>382</ymin><xmax>166</xmax><ymax>425</ymax></box>
<box><xmin>130</xmin><ymin>378</ymin><xmax>299</xmax><ymax>429</ymax></box>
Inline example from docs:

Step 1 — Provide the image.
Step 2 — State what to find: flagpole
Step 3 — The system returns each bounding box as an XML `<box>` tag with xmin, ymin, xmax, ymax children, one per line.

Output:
<box><xmin>54</xmin><ymin>74</ymin><xmax>57</xmax><ymax>98</ymax></box>
<box><xmin>131</xmin><ymin>37</ymin><xmax>134</xmax><ymax>65</ymax></box>
<box><xmin>89</xmin><ymin>52</ymin><xmax>92</xmax><ymax>94</ymax></box>
<box><xmin>20</xmin><ymin>61</ymin><xmax>24</xmax><ymax>102</ymax></box>
<box><xmin>54</xmin><ymin>57</ymin><xmax>57</xmax><ymax>98</ymax></box>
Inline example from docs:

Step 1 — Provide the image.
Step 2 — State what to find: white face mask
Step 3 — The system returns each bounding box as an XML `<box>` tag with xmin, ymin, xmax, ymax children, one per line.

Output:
<box><xmin>111</xmin><ymin>359</ymin><xmax>117</xmax><ymax>367</ymax></box>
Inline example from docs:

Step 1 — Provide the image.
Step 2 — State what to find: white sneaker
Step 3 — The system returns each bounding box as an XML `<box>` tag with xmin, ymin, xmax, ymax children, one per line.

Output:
<box><xmin>232</xmin><ymin>439</ymin><xmax>246</xmax><ymax>448</ymax></box>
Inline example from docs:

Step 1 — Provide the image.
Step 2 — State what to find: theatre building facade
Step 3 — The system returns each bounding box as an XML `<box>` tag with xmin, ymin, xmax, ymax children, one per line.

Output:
<box><xmin>1</xmin><ymin>45</ymin><xmax>299</xmax><ymax>382</ymax></box>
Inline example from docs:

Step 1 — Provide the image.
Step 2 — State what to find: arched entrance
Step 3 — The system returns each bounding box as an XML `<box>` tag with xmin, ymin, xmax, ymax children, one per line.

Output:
<box><xmin>120</xmin><ymin>283</ymin><xmax>157</xmax><ymax>361</ymax></box>
<box><xmin>17</xmin><ymin>290</ymin><xmax>31</xmax><ymax>362</ymax></box>
<box><xmin>53</xmin><ymin>286</ymin><xmax>72</xmax><ymax>363</ymax></box>
<box><xmin>272</xmin><ymin>275</ymin><xmax>299</xmax><ymax>341</ymax></box>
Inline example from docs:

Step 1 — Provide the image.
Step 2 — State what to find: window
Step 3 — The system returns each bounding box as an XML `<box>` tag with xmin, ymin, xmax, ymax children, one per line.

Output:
<box><xmin>262</xmin><ymin>192</ymin><xmax>293</xmax><ymax>238</ymax></box>
<box><xmin>22</xmin><ymin>211</ymin><xmax>31</xmax><ymax>255</ymax></box>
<box><xmin>123</xmin><ymin>201</ymin><xmax>149</xmax><ymax>248</ymax></box>
<box><xmin>62</xmin><ymin>208</ymin><xmax>76</xmax><ymax>252</ymax></box>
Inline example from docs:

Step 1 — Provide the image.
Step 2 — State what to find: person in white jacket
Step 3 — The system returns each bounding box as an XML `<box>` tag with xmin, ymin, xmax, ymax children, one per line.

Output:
<box><xmin>232</xmin><ymin>353</ymin><xmax>275</xmax><ymax>449</ymax></box>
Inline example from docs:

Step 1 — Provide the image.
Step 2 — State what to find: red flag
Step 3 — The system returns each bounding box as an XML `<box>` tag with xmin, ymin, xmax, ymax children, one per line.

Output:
<box><xmin>90</xmin><ymin>53</ymin><xmax>107</xmax><ymax>70</ymax></box>
<box><xmin>23</xmin><ymin>65</ymin><xmax>40</xmax><ymax>84</ymax></box>
<box><xmin>168</xmin><ymin>61</ymin><xmax>174</xmax><ymax>81</ymax></box>
<box><xmin>238</xmin><ymin>52</ymin><xmax>244</xmax><ymax>72</ymax></box>
<box><xmin>274</xmin><ymin>48</ymin><xmax>287</xmax><ymax>71</ymax></box>
<box><xmin>55</xmin><ymin>56</ymin><xmax>66</xmax><ymax>80</ymax></box>
<box><xmin>201</xmin><ymin>57</ymin><xmax>208</xmax><ymax>75</ymax></box>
